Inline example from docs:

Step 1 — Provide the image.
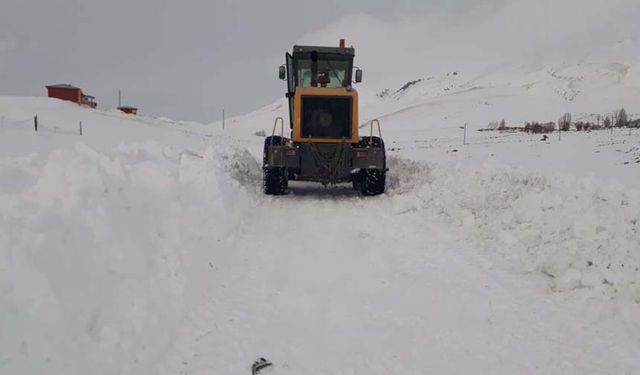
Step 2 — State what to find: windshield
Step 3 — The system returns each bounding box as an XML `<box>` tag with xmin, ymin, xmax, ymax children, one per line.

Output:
<box><xmin>295</xmin><ymin>54</ymin><xmax>352</xmax><ymax>88</ymax></box>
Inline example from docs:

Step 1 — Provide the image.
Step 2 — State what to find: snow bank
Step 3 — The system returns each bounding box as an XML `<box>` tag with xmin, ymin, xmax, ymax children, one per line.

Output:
<box><xmin>0</xmin><ymin>141</ymin><xmax>259</xmax><ymax>374</ymax></box>
<box><xmin>387</xmin><ymin>157</ymin><xmax>640</xmax><ymax>301</ymax></box>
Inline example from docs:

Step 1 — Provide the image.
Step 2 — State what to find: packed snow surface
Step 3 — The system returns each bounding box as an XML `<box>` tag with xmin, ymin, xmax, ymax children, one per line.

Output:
<box><xmin>1</xmin><ymin>50</ymin><xmax>640</xmax><ymax>375</ymax></box>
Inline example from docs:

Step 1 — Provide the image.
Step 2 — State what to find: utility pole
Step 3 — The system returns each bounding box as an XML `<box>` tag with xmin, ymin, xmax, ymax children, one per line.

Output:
<box><xmin>464</xmin><ymin>123</ymin><xmax>467</xmax><ymax>145</ymax></box>
<box><xmin>222</xmin><ymin>108</ymin><xmax>225</xmax><ymax>130</ymax></box>
<box><xmin>460</xmin><ymin>123</ymin><xmax>467</xmax><ymax>145</ymax></box>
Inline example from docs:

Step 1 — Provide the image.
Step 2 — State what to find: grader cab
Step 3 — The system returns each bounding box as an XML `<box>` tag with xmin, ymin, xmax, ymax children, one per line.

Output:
<box><xmin>263</xmin><ymin>40</ymin><xmax>386</xmax><ymax>195</ymax></box>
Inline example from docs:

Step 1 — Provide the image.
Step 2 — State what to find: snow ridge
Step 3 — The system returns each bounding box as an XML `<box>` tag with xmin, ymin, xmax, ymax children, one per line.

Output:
<box><xmin>388</xmin><ymin>157</ymin><xmax>640</xmax><ymax>300</ymax></box>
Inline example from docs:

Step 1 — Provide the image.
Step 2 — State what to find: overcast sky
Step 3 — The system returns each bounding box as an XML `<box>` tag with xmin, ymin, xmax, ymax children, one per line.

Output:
<box><xmin>1</xmin><ymin>0</ymin><xmax>637</xmax><ymax>122</ymax></box>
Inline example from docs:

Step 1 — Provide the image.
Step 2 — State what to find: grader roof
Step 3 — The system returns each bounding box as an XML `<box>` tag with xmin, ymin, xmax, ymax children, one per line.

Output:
<box><xmin>292</xmin><ymin>45</ymin><xmax>355</xmax><ymax>56</ymax></box>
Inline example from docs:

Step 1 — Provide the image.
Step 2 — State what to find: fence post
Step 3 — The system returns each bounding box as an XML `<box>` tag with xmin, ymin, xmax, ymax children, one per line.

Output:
<box><xmin>34</xmin><ymin>115</ymin><xmax>38</xmax><ymax>132</ymax></box>
<box><xmin>463</xmin><ymin>123</ymin><xmax>467</xmax><ymax>145</ymax></box>
<box><xmin>79</xmin><ymin>121</ymin><xmax>83</xmax><ymax>136</ymax></box>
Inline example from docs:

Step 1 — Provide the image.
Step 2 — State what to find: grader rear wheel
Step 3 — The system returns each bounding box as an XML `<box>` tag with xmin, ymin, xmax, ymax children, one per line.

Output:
<box><xmin>360</xmin><ymin>169</ymin><xmax>385</xmax><ymax>196</ymax></box>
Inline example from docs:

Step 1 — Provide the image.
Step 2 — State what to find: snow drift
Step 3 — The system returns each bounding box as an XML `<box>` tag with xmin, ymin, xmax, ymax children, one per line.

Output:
<box><xmin>0</xmin><ymin>140</ymin><xmax>260</xmax><ymax>374</ymax></box>
<box><xmin>388</xmin><ymin>157</ymin><xmax>640</xmax><ymax>299</ymax></box>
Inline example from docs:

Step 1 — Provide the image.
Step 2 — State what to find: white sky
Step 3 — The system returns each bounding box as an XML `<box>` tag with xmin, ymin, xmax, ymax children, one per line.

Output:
<box><xmin>0</xmin><ymin>0</ymin><xmax>637</xmax><ymax>122</ymax></box>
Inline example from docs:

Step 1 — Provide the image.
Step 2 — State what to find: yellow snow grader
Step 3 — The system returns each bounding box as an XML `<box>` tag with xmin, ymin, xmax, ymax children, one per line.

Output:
<box><xmin>262</xmin><ymin>39</ymin><xmax>386</xmax><ymax>195</ymax></box>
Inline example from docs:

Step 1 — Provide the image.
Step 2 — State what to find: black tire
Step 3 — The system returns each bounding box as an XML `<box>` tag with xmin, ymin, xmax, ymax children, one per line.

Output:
<box><xmin>263</xmin><ymin>136</ymin><xmax>288</xmax><ymax>195</ymax></box>
<box><xmin>351</xmin><ymin>170</ymin><xmax>363</xmax><ymax>191</ymax></box>
<box><xmin>361</xmin><ymin>169</ymin><xmax>385</xmax><ymax>196</ymax></box>
<box><xmin>352</xmin><ymin>178</ymin><xmax>361</xmax><ymax>191</ymax></box>
<box><xmin>264</xmin><ymin>167</ymin><xmax>288</xmax><ymax>195</ymax></box>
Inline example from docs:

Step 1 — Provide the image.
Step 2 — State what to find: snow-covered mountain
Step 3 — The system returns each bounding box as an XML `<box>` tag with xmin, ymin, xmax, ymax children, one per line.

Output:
<box><xmin>288</xmin><ymin>4</ymin><xmax>640</xmax><ymax>129</ymax></box>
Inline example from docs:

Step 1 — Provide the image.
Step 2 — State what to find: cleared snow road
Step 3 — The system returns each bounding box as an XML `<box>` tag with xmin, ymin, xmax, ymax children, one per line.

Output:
<box><xmin>160</xmin><ymin>167</ymin><xmax>640</xmax><ymax>375</ymax></box>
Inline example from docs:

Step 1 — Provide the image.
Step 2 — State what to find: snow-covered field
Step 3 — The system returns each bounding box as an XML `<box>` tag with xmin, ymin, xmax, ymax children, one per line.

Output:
<box><xmin>1</xmin><ymin>36</ymin><xmax>640</xmax><ymax>375</ymax></box>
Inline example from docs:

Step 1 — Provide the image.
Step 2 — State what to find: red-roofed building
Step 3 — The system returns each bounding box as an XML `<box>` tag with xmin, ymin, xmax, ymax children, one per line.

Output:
<box><xmin>118</xmin><ymin>106</ymin><xmax>138</xmax><ymax>115</ymax></box>
<box><xmin>46</xmin><ymin>84</ymin><xmax>97</xmax><ymax>108</ymax></box>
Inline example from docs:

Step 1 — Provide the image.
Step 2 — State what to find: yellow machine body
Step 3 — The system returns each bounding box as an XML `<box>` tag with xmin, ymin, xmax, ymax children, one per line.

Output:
<box><xmin>291</xmin><ymin>87</ymin><xmax>359</xmax><ymax>144</ymax></box>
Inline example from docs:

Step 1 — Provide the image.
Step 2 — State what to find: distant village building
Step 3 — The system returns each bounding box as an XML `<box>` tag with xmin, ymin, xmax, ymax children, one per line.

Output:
<box><xmin>46</xmin><ymin>84</ymin><xmax>97</xmax><ymax>108</ymax></box>
<box><xmin>117</xmin><ymin>106</ymin><xmax>138</xmax><ymax>115</ymax></box>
